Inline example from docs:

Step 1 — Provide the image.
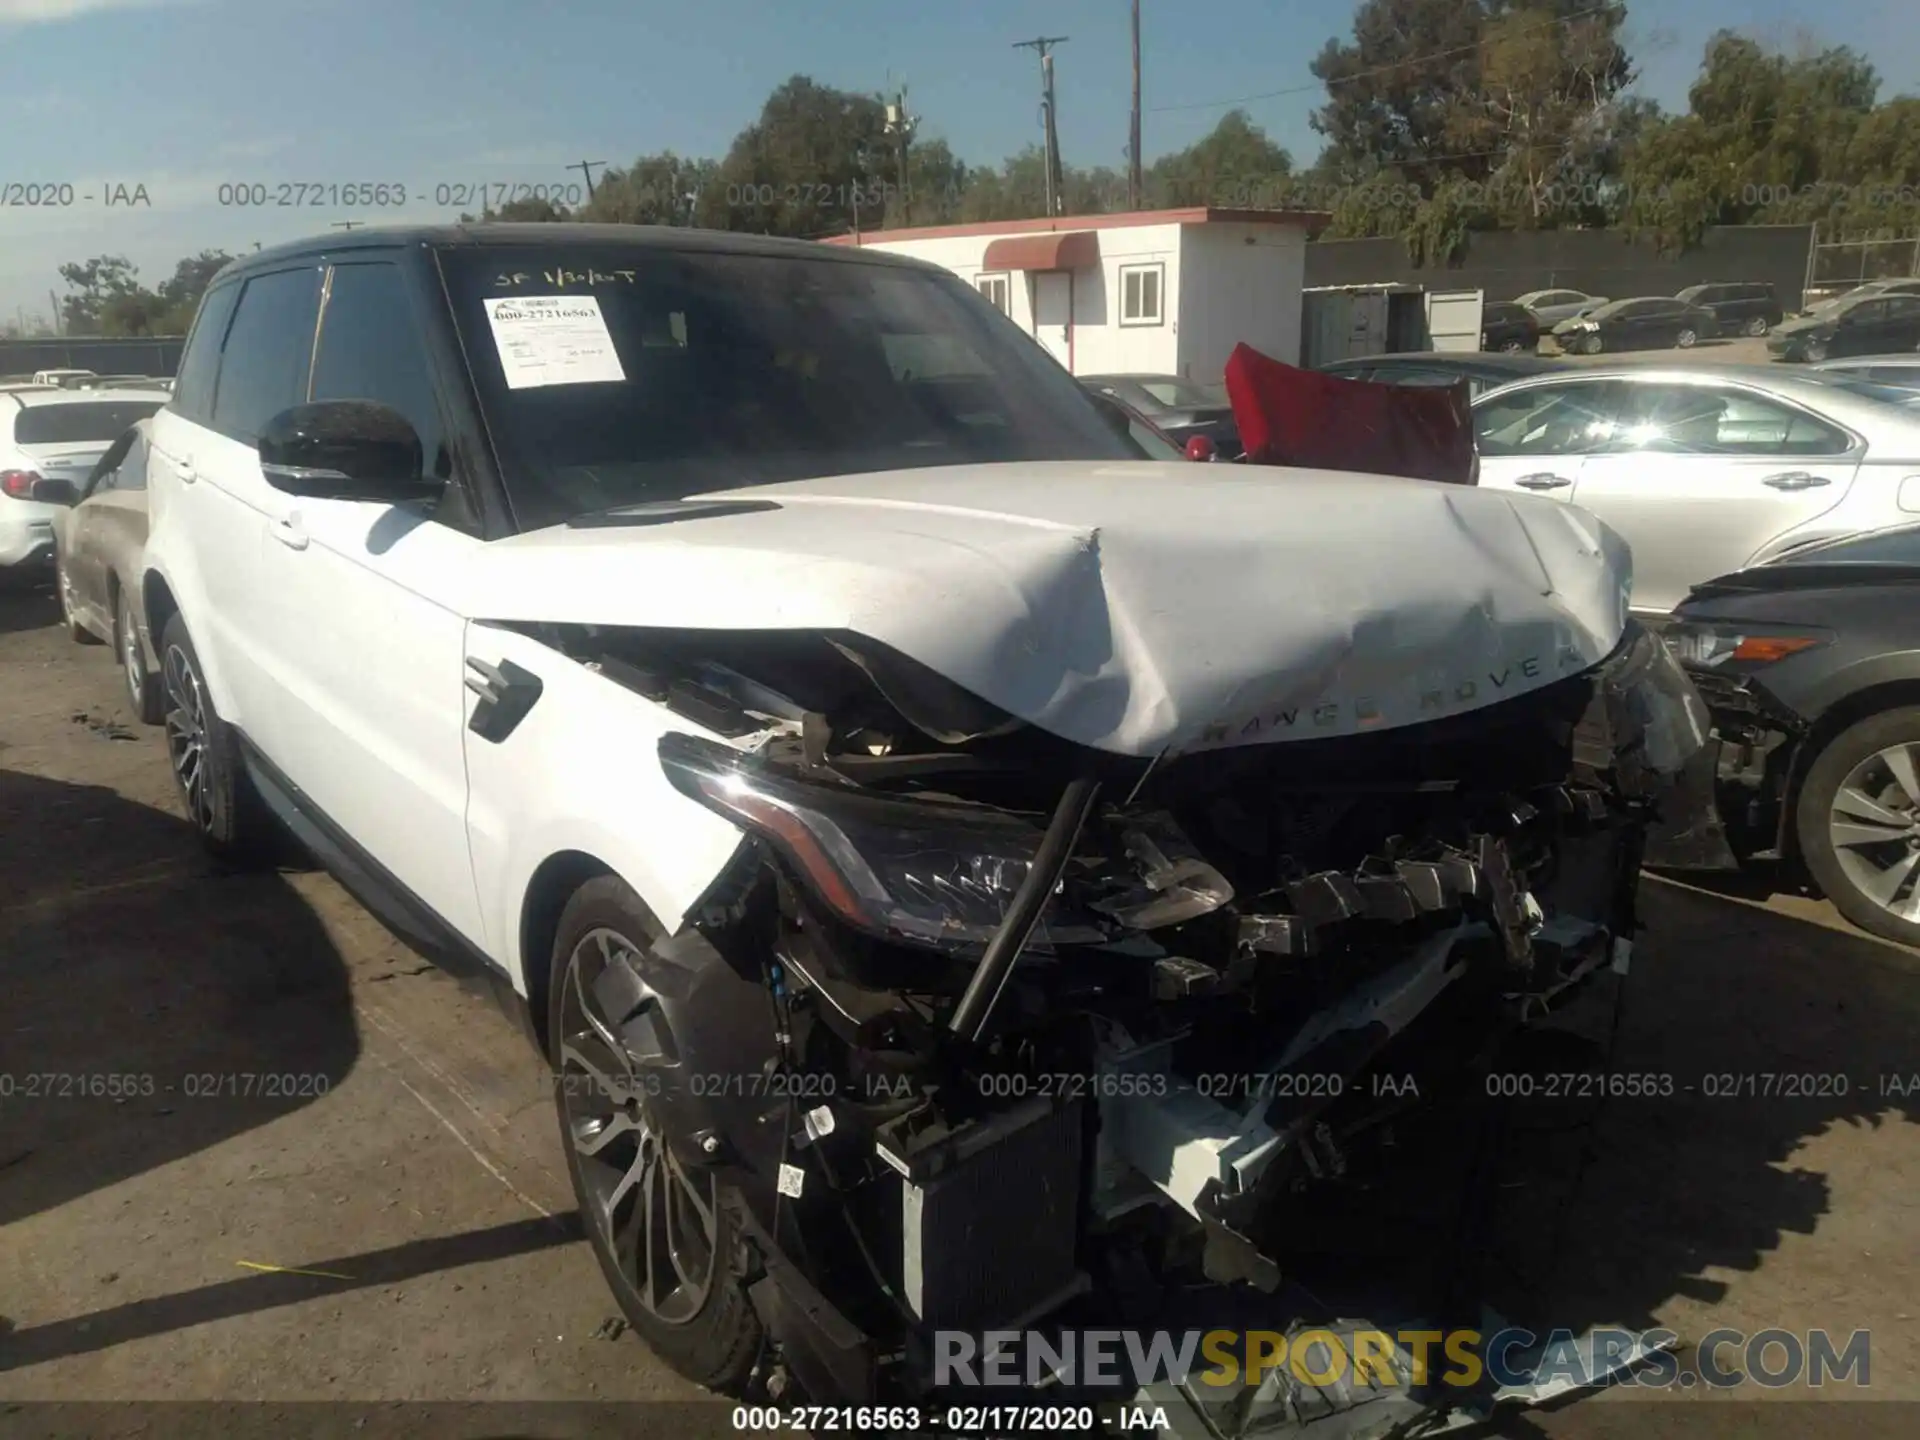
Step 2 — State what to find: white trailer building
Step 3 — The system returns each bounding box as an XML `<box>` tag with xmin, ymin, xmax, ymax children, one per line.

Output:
<box><xmin>823</xmin><ymin>207</ymin><xmax>1329</xmax><ymax>379</ymax></box>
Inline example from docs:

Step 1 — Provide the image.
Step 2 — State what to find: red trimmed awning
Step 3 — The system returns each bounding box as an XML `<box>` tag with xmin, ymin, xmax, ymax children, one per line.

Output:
<box><xmin>981</xmin><ymin>231</ymin><xmax>1100</xmax><ymax>271</ymax></box>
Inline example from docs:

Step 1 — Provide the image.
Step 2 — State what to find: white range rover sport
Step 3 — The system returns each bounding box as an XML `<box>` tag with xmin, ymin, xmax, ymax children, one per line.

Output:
<box><xmin>140</xmin><ymin>222</ymin><xmax>1710</xmax><ymax>1427</ymax></box>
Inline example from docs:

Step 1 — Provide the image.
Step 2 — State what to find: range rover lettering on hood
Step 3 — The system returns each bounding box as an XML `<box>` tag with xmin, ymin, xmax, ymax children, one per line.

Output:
<box><xmin>466</xmin><ymin>462</ymin><xmax>1633</xmax><ymax>758</ymax></box>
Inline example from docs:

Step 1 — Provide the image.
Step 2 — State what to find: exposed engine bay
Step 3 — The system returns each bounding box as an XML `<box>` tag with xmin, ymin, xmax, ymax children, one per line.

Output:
<box><xmin>526</xmin><ymin>614</ymin><xmax>1710</xmax><ymax>1431</ymax></box>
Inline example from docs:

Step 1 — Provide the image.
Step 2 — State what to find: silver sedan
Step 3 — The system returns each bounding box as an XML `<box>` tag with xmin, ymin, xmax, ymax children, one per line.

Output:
<box><xmin>1472</xmin><ymin>363</ymin><xmax>1920</xmax><ymax>615</ymax></box>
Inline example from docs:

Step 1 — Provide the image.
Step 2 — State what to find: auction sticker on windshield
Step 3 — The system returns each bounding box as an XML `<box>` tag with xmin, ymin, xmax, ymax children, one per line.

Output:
<box><xmin>483</xmin><ymin>295</ymin><xmax>626</xmax><ymax>389</ymax></box>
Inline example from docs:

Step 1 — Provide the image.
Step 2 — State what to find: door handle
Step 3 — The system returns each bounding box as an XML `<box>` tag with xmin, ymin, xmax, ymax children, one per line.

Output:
<box><xmin>1515</xmin><ymin>473</ymin><xmax>1574</xmax><ymax>490</ymax></box>
<box><xmin>269</xmin><ymin>515</ymin><xmax>309</xmax><ymax>550</ymax></box>
<box><xmin>1762</xmin><ymin>472</ymin><xmax>1831</xmax><ymax>491</ymax></box>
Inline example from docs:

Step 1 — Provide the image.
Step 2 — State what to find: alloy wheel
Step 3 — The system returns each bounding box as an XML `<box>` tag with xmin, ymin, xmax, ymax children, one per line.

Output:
<box><xmin>559</xmin><ymin>926</ymin><xmax>717</xmax><ymax>1326</ymax></box>
<box><xmin>1676</xmin><ymin>328</ymin><xmax>1698</xmax><ymax>348</ymax></box>
<box><xmin>1747</xmin><ymin>317</ymin><xmax>1770</xmax><ymax>337</ymax></box>
<box><xmin>162</xmin><ymin>643</ymin><xmax>214</xmax><ymax>832</ymax></box>
<box><xmin>1827</xmin><ymin>742</ymin><xmax>1920</xmax><ymax>923</ymax></box>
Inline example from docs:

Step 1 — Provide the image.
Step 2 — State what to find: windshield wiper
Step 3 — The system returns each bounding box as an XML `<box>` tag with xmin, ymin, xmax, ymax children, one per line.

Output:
<box><xmin>566</xmin><ymin>497</ymin><xmax>784</xmax><ymax>529</ymax></box>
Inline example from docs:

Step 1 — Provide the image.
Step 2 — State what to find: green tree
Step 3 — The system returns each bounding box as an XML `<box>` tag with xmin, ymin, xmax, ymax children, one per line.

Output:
<box><xmin>1309</xmin><ymin>0</ymin><xmax>1493</xmax><ymax>185</ymax></box>
<box><xmin>1145</xmin><ymin>110</ymin><xmax>1293</xmax><ymax>208</ymax></box>
<box><xmin>56</xmin><ymin>255</ymin><xmax>148</xmax><ymax>336</ymax></box>
<box><xmin>708</xmin><ymin>76</ymin><xmax>891</xmax><ymax>237</ymax></box>
<box><xmin>1444</xmin><ymin>2</ymin><xmax>1635</xmax><ymax>227</ymax></box>
<box><xmin>580</xmin><ymin>152</ymin><xmax>717</xmax><ymax>226</ymax></box>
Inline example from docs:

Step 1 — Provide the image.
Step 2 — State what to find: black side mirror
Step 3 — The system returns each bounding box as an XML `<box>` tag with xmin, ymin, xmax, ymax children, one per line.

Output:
<box><xmin>258</xmin><ymin>401</ymin><xmax>439</xmax><ymax>504</ymax></box>
<box><xmin>30</xmin><ymin>477</ymin><xmax>80</xmax><ymax>506</ymax></box>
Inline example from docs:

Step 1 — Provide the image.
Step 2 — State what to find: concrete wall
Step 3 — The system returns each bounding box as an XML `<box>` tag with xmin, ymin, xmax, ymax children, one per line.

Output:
<box><xmin>1303</xmin><ymin>224</ymin><xmax>1816</xmax><ymax>310</ymax></box>
<box><xmin>1175</xmin><ymin>223</ymin><xmax>1307</xmax><ymax>379</ymax></box>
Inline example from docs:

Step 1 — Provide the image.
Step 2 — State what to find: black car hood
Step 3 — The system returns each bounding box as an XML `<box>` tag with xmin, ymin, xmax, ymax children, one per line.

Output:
<box><xmin>1688</xmin><ymin>561</ymin><xmax>1920</xmax><ymax>602</ymax></box>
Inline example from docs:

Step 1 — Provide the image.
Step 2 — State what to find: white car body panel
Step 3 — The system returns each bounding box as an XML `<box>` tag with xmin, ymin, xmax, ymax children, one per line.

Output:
<box><xmin>451</xmin><ymin>463</ymin><xmax>1632</xmax><ymax>760</ymax></box>
<box><xmin>1473</xmin><ymin>367</ymin><xmax>1920</xmax><ymax>613</ymax></box>
<box><xmin>461</xmin><ymin>622</ymin><xmax>752</xmax><ymax>981</ymax></box>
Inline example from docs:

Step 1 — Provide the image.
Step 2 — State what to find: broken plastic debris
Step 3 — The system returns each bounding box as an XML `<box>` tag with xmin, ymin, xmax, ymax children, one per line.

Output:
<box><xmin>777</xmin><ymin>1163</ymin><xmax>806</xmax><ymax>1198</ymax></box>
<box><xmin>235</xmin><ymin>1260</ymin><xmax>353</xmax><ymax>1281</ymax></box>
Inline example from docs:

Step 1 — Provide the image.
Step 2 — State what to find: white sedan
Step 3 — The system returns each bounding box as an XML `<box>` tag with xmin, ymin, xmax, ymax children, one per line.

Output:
<box><xmin>1473</xmin><ymin>364</ymin><xmax>1920</xmax><ymax>614</ymax></box>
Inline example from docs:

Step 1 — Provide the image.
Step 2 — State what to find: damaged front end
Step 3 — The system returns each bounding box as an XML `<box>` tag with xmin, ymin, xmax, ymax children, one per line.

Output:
<box><xmin>546</xmin><ymin>617</ymin><xmax>1708</xmax><ymax>1426</ymax></box>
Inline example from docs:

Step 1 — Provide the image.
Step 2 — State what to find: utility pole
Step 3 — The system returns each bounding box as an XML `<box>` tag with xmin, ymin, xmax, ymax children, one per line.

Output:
<box><xmin>568</xmin><ymin>159</ymin><xmax>607</xmax><ymax>200</ymax></box>
<box><xmin>1015</xmin><ymin>36</ymin><xmax>1069</xmax><ymax>215</ymax></box>
<box><xmin>1129</xmin><ymin>1</ymin><xmax>1143</xmax><ymax>210</ymax></box>
<box><xmin>885</xmin><ymin>86</ymin><xmax>918</xmax><ymax>226</ymax></box>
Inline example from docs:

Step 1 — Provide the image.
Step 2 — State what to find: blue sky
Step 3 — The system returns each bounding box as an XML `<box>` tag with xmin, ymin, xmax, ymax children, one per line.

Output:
<box><xmin>2</xmin><ymin>0</ymin><xmax>1914</xmax><ymax>323</ymax></box>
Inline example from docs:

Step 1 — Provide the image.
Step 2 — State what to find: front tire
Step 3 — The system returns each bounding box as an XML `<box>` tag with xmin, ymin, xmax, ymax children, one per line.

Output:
<box><xmin>1580</xmin><ymin>332</ymin><xmax>1604</xmax><ymax>355</ymax></box>
<box><xmin>1797</xmin><ymin>707</ymin><xmax>1920</xmax><ymax>947</ymax></box>
<box><xmin>549</xmin><ymin>875</ymin><xmax>763</xmax><ymax>1393</ymax></box>
<box><xmin>1746</xmin><ymin>316</ymin><xmax>1771</xmax><ymax>337</ymax></box>
<box><xmin>158</xmin><ymin>613</ymin><xmax>274</xmax><ymax>864</ymax></box>
<box><xmin>1803</xmin><ymin>340</ymin><xmax>1829</xmax><ymax>363</ymax></box>
<box><xmin>1676</xmin><ymin>327</ymin><xmax>1699</xmax><ymax>349</ymax></box>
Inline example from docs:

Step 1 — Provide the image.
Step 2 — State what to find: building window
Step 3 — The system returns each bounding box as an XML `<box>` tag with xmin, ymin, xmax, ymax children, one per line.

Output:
<box><xmin>1119</xmin><ymin>262</ymin><xmax>1164</xmax><ymax>326</ymax></box>
<box><xmin>975</xmin><ymin>272</ymin><xmax>1011</xmax><ymax>315</ymax></box>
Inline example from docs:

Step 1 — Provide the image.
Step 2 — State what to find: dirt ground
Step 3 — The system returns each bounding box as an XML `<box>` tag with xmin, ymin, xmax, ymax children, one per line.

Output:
<box><xmin>1</xmin><ymin>572</ymin><xmax>1916</xmax><ymax>1440</ymax></box>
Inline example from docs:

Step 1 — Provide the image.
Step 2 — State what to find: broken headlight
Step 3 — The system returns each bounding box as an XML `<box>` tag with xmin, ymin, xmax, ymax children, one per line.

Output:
<box><xmin>1604</xmin><ymin>623</ymin><xmax>1714</xmax><ymax>778</ymax></box>
<box><xmin>659</xmin><ymin>732</ymin><xmax>1106</xmax><ymax>948</ymax></box>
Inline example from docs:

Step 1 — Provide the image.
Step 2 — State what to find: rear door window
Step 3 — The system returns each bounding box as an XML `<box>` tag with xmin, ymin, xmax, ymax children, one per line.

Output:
<box><xmin>13</xmin><ymin>400</ymin><xmax>164</xmax><ymax>446</ymax></box>
<box><xmin>1612</xmin><ymin>384</ymin><xmax>1850</xmax><ymax>457</ymax></box>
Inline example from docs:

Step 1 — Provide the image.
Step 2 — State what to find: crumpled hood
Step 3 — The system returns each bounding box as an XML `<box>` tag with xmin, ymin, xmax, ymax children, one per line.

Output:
<box><xmin>465</xmin><ymin>462</ymin><xmax>1632</xmax><ymax>758</ymax></box>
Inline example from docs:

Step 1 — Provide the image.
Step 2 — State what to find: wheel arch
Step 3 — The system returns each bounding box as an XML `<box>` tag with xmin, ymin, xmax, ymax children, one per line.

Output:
<box><xmin>140</xmin><ymin>562</ymin><xmax>238</xmax><ymax>717</ymax></box>
<box><xmin>516</xmin><ymin>849</ymin><xmax>619</xmax><ymax>1054</ymax></box>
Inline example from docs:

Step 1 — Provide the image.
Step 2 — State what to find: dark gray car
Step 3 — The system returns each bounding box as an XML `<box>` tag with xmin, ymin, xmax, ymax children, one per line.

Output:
<box><xmin>1664</xmin><ymin>521</ymin><xmax>1920</xmax><ymax>945</ymax></box>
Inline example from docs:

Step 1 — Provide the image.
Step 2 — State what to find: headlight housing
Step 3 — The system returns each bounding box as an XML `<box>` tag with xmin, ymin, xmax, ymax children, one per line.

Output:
<box><xmin>659</xmin><ymin>732</ymin><xmax>1104</xmax><ymax>949</ymax></box>
<box><xmin>1663</xmin><ymin>622</ymin><xmax>1828</xmax><ymax>669</ymax></box>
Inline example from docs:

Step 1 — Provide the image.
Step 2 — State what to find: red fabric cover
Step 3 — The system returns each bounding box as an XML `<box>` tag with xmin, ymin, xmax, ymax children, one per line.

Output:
<box><xmin>1223</xmin><ymin>342</ymin><xmax>1477</xmax><ymax>485</ymax></box>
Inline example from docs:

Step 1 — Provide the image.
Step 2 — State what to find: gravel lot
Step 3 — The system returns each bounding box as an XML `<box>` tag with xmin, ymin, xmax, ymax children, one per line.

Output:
<box><xmin>1</xmin><ymin>569</ymin><xmax>1916</xmax><ymax>1440</ymax></box>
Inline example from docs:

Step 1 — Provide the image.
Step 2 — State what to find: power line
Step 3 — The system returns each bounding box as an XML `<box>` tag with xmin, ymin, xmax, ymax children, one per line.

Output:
<box><xmin>1152</xmin><ymin>2</ymin><xmax>1625</xmax><ymax>115</ymax></box>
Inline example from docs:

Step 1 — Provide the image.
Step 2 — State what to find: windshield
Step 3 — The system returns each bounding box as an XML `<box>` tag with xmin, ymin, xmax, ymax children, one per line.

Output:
<box><xmin>1676</xmin><ymin>286</ymin><xmax>1707</xmax><ymax>302</ymax></box>
<box><xmin>12</xmin><ymin>399</ymin><xmax>164</xmax><ymax>446</ymax></box>
<box><xmin>1137</xmin><ymin>378</ymin><xmax>1228</xmax><ymax>409</ymax></box>
<box><xmin>440</xmin><ymin>245</ymin><xmax>1138</xmax><ymax>529</ymax></box>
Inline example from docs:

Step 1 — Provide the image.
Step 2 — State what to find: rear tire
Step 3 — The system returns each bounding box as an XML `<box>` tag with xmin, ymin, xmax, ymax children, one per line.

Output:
<box><xmin>549</xmin><ymin>875</ymin><xmax>764</xmax><ymax>1394</ymax></box>
<box><xmin>158</xmin><ymin>613</ymin><xmax>275</xmax><ymax>865</ymax></box>
<box><xmin>115</xmin><ymin>589</ymin><xmax>162</xmax><ymax>725</ymax></box>
<box><xmin>1796</xmin><ymin>707</ymin><xmax>1920</xmax><ymax>948</ymax></box>
<box><xmin>1746</xmin><ymin>316</ymin><xmax>1771</xmax><ymax>337</ymax></box>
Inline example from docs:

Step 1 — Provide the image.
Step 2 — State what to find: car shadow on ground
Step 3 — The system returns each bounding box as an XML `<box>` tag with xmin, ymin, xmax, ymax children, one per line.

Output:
<box><xmin>0</xmin><ymin>574</ymin><xmax>59</xmax><ymax>635</ymax></box>
<box><xmin>1262</xmin><ymin>881</ymin><xmax>1918</xmax><ymax>1369</ymax></box>
<box><xmin>0</xmin><ymin>767</ymin><xmax>360</xmax><ymax>1227</ymax></box>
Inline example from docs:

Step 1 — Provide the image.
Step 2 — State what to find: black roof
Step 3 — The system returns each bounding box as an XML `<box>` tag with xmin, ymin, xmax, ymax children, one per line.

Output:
<box><xmin>216</xmin><ymin>222</ymin><xmax>938</xmax><ymax>287</ymax></box>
